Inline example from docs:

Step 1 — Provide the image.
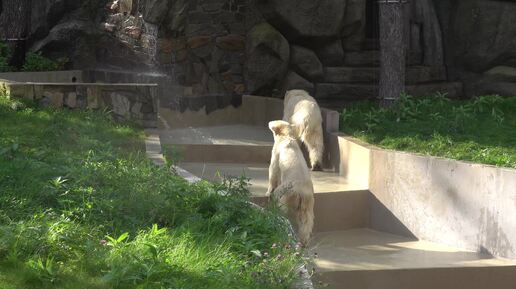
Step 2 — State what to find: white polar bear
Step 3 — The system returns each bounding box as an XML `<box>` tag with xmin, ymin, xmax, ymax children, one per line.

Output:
<box><xmin>266</xmin><ymin>120</ymin><xmax>315</xmax><ymax>245</ymax></box>
<box><xmin>283</xmin><ymin>89</ymin><xmax>324</xmax><ymax>171</ymax></box>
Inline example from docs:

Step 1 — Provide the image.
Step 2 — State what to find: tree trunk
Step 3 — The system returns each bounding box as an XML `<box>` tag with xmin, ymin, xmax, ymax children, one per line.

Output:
<box><xmin>0</xmin><ymin>0</ymin><xmax>31</xmax><ymax>67</ymax></box>
<box><xmin>379</xmin><ymin>1</ymin><xmax>407</xmax><ymax>107</ymax></box>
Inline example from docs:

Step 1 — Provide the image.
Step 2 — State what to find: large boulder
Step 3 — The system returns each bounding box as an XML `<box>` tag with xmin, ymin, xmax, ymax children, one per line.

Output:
<box><xmin>316</xmin><ymin>40</ymin><xmax>344</xmax><ymax>66</ymax></box>
<box><xmin>142</xmin><ymin>0</ymin><xmax>170</xmax><ymax>24</ymax></box>
<box><xmin>30</xmin><ymin>20</ymin><xmax>100</xmax><ymax>68</ymax></box>
<box><xmin>290</xmin><ymin>45</ymin><xmax>323</xmax><ymax>81</ymax></box>
<box><xmin>245</xmin><ymin>22</ymin><xmax>290</xmax><ymax>94</ymax></box>
<box><xmin>409</xmin><ymin>0</ymin><xmax>444</xmax><ymax>66</ymax></box>
<box><xmin>279</xmin><ymin>70</ymin><xmax>314</xmax><ymax>95</ymax></box>
<box><xmin>447</xmin><ymin>0</ymin><xmax>516</xmax><ymax>73</ymax></box>
<box><xmin>29</xmin><ymin>0</ymin><xmax>82</xmax><ymax>39</ymax></box>
<box><xmin>341</xmin><ymin>0</ymin><xmax>366</xmax><ymax>51</ymax></box>
<box><xmin>256</xmin><ymin>0</ymin><xmax>346</xmax><ymax>40</ymax></box>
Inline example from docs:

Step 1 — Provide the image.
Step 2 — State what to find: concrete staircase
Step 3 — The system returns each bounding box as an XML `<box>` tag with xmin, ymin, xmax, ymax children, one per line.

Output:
<box><xmin>155</xmin><ymin>124</ymin><xmax>516</xmax><ymax>289</ymax></box>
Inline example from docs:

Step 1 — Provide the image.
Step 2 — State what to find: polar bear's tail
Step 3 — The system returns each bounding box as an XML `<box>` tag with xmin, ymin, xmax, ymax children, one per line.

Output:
<box><xmin>295</xmin><ymin>192</ymin><xmax>314</xmax><ymax>245</ymax></box>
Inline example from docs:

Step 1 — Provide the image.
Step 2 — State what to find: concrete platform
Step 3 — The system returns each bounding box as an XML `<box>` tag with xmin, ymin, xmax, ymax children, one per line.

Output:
<box><xmin>157</xmin><ymin>125</ymin><xmax>273</xmax><ymax>146</ymax></box>
<box><xmin>179</xmin><ymin>162</ymin><xmax>371</xmax><ymax>233</ymax></box>
<box><xmin>178</xmin><ymin>162</ymin><xmax>367</xmax><ymax>196</ymax></box>
<box><xmin>155</xmin><ymin>125</ymin><xmax>274</xmax><ymax>163</ymax></box>
<box><xmin>312</xmin><ymin>229</ymin><xmax>516</xmax><ymax>289</ymax></box>
<box><xmin>155</xmin><ymin>125</ymin><xmax>274</xmax><ymax>145</ymax></box>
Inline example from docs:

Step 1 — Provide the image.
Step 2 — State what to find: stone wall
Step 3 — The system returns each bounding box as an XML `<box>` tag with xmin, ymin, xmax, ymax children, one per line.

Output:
<box><xmin>25</xmin><ymin>0</ymin><xmax>516</xmax><ymax>112</ymax></box>
<box><xmin>1</xmin><ymin>81</ymin><xmax>158</xmax><ymax>127</ymax></box>
<box><xmin>149</xmin><ymin>0</ymin><xmax>250</xmax><ymax>111</ymax></box>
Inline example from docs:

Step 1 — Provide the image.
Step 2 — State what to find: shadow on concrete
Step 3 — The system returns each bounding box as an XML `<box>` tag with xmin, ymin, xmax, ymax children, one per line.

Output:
<box><xmin>368</xmin><ymin>193</ymin><xmax>417</xmax><ymax>239</ymax></box>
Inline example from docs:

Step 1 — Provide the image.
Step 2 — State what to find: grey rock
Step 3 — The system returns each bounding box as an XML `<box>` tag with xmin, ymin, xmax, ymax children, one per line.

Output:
<box><xmin>111</xmin><ymin>92</ymin><xmax>132</xmax><ymax>117</ymax></box>
<box><xmin>245</xmin><ymin>22</ymin><xmax>289</xmax><ymax>94</ymax></box>
<box><xmin>343</xmin><ymin>50</ymin><xmax>379</xmax><ymax>66</ymax></box>
<box><xmin>256</xmin><ymin>0</ymin><xmax>345</xmax><ymax>40</ymax></box>
<box><xmin>290</xmin><ymin>45</ymin><xmax>323</xmax><ymax>81</ymax></box>
<box><xmin>341</xmin><ymin>0</ymin><xmax>366</xmax><ymax>51</ymax></box>
<box><xmin>409</xmin><ymin>0</ymin><xmax>444</xmax><ymax>66</ymax></box>
<box><xmin>475</xmin><ymin>81</ymin><xmax>516</xmax><ymax>97</ymax></box>
<box><xmin>317</xmin><ymin>40</ymin><xmax>344</xmax><ymax>66</ymax></box>
<box><xmin>484</xmin><ymin>66</ymin><xmax>516</xmax><ymax>82</ymax></box>
<box><xmin>444</xmin><ymin>0</ymin><xmax>516</xmax><ymax>73</ymax></box>
<box><xmin>279</xmin><ymin>70</ymin><xmax>314</xmax><ymax>95</ymax></box>
<box><xmin>143</xmin><ymin>0</ymin><xmax>170</xmax><ymax>24</ymax></box>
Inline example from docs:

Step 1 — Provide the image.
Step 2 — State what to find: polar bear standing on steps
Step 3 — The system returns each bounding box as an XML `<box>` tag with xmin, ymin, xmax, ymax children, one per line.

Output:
<box><xmin>266</xmin><ymin>120</ymin><xmax>315</xmax><ymax>244</ymax></box>
<box><xmin>283</xmin><ymin>89</ymin><xmax>324</xmax><ymax>171</ymax></box>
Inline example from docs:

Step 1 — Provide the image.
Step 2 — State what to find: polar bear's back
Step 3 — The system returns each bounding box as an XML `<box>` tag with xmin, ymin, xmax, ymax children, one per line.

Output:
<box><xmin>283</xmin><ymin>90</ymin><xmax>322</xmax><ymax>129</ymax></box>
<box><xmin>276</xmin><ymin>138</ymin><xmax>311</xmax><ymax>184</ymax></box>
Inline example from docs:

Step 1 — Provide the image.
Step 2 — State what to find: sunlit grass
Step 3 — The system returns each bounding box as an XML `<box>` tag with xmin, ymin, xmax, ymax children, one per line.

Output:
<box><xmin>0</xmin><ymin>95</ymin><xmax>302</xmax><ymax>289</ymax></box>
<box><xmin>340</xmin><ymin>94</ymin><xmax>516</xmax><ymax>168</ymax></box>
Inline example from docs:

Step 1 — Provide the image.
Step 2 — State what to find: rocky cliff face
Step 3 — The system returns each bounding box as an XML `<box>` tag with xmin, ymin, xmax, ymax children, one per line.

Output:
<box><xmin>11</xmin><ymin>0</ymin><xmax>516</xmax><ymax>109</ymax></box>
<box><xmin>434</xmin><ymin>0</ymin><xmax>516</xmax><ymax>97</ymax></box>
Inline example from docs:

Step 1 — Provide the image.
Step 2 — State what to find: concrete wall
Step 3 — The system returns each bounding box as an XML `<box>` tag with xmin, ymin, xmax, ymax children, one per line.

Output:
<box><xmin>159</xmin><ymin>95</ymin><xmax>339</xmax><ymax>131</ymax></box>
<box><xmin>0</xmin><ymin>70</ymin><xmax>86</xmax><ymax>83</ymax></box>
<box><xmin>334</xmin><ymin>135</ymin><xmax>516</xmax><ymax>259</ymax></box>
<box><xmin>2</xmin><ymin>81</ymin><xmax>158</xmax><ymax>128</ymax></box>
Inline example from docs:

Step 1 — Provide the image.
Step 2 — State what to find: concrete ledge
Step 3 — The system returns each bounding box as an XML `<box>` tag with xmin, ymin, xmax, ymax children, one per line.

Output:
<box><xmin>316</xmin><ymin>266</ymin><xmax>516</xmax><ymax>289</ymax></box>
<box><xmin>332</xmin><ymin>135</ymin><xmax>516</xmax><ymax>259</ymax></box>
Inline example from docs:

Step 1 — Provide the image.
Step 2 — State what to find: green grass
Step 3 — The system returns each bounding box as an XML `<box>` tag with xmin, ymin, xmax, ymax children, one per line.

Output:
<box><xmin>0</xmin><ymin>96</ymin><xmax>303</xmax><ymax>289</ymax></box>
<box><xmin>340</xmin><ymin>94</ymin><xmax>516</xmax><ymax>168</ymax></box>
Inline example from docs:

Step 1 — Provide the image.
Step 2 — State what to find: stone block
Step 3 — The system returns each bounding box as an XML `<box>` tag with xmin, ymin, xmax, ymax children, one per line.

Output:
<box><xmin>42</xmin><ymin>90</ymin><xmax>64</xmax><ymax>107</ymax></box>
<box><xmin>215</xmin><ymin>34</ymin><xmax>246</xmax><ymax>51</ymax></box>
<box><xmin>111</xmin><ymin>92</ymin><xmax>131</xmax><ymax>117</ymax></box>
<box><xmin>65</xmin><ymin>92</ymin><xmax>77</xmax><ymax>108</ymax></box>
<box><xmin>87</xmin><ymin>86</ymin><xmax>101</xmax><ymax>109</ymax></box>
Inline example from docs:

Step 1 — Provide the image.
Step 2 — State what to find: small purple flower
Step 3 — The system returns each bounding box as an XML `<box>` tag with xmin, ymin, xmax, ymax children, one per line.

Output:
<box><xmin>263</xmin><ymin>251</ymin><xmax>269</xmax><ymax>258</ymax></box>
<box><xmin>100</xmin><ymin>239</ymin><xmax>108</xmax><ymax>246</ymax></box>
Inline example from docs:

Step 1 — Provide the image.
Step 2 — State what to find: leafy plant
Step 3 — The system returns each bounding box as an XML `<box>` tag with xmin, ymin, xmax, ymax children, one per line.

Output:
<box><xmin>22</xmin><ymin>52</ymin><xmax>61</xmax><ymax>72</ymax></box>
<box><xmin>0</xmin><ymin>41</ymin><xmax>13</xmax><ymax>72</ymax></box>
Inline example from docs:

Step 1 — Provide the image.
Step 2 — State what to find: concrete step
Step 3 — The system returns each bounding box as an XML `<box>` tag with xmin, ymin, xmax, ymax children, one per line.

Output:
<box><xmin>156</xmin><ymin>125</ymin><xmax>273</xmax><ymax>163</ymax></box>
<box><xmin>344</xmin><ymin>50</ymin><xmax>379</xmax><ymax>67</ymax></box>
<box><xmin>315</xmin><ymin>82</ymin><xmax>463</xmax><ymax>100</ymax></box>
<box><xmin>178</xmin><ymin>162</ymin><xmax>370</xmax><ymax>232</ymax></box>
<box><xmin>323</xmin><ymin>66</ymin><xmax>447</xmax><ymax>84</ymax></box>
<box><xmin>311</xmin><ymin>229</ymin><xmax>516</xmax><ymax>289</ymax></box>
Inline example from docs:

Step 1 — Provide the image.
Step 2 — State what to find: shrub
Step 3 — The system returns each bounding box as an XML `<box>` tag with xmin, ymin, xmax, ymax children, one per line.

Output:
<box><xmin>0</xmin><ymin>41</ymin><xmax>13</xmax><ymax>72</ymax></box>
<box><xmin>22</xmin><ymin>52</ymin><xmax>63</xmax><ymax>72</ymax></box>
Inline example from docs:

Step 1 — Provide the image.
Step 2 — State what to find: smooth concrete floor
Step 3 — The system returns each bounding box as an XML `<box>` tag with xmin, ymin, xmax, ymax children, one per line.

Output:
<box><xmin>179</xmin><ymin>162</ymin><xmax>367</xmax><ymax>196</ymax></box>
<box><xmin>154</xmin><ymin>125</ymin><xmax>273</xmax><ymax>146</ymax></box>
<box><xmin>311</xmin><ymin>229</ymin><xmax>516</xmax><ymax>272</ymax></box>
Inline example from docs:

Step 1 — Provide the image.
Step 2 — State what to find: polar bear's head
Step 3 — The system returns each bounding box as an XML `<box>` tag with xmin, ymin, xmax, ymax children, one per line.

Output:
<box><xmin>269</xmin><ymin>120</ymin><xmax>296</xmax><ymax>141</ymax></box>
